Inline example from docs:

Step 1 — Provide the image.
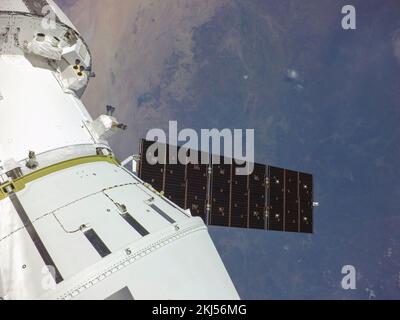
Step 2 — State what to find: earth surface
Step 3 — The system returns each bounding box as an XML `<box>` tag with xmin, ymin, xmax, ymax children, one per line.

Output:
<box><xmin>56</xmin><ymin>0</ymin><xmax>400</xmax><ymax>299</ymax></box>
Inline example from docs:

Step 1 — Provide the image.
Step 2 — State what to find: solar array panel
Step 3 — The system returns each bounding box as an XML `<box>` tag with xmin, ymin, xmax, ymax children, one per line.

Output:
<box><xmin>186</xmin><ymin>161</ymin><xmax>208</xmax><ymax>222</ymax></box>
<box><xmin>230</xmin><ymin>162</ymin><xmax>249</xmax><ymax>228</ymax></box>
<box><xmin>268</xmin><ymin>166</ymin><xmax>284</xmax><ymax>231</ymax></box>
<box><xmin>210</xmin><ymin>163</ymin><xmax>231</xmax><ymax>227</ymax></box>
<box><xmin>164</xmin><ymin>146</ymin><xmax>186</xmax><ymax>208</ymax></box>
<box><xmin>139</xmin><ymin>140</ymin><xmax>164</xmax><ymax>192</ymax></box>
<box><xmin>299</xmin><ymin>172</ymin><xmax>313</xmax><ymax>233</ymax></box>
<box><xmin>248</xmin><ymin>163</ymin><xmax>267</xmax><ymax>230</ymax></box>
<box><xmin>138</xmin><ymin>140</ymin><xmax>314</xmax><ymax>234</ymax></box>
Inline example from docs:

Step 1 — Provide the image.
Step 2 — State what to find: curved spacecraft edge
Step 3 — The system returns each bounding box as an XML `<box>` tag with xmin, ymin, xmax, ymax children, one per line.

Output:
<box><xmin>0</xmin><ymin>0</ymin><xmax>239</xmax><ymax>300</ymax></box>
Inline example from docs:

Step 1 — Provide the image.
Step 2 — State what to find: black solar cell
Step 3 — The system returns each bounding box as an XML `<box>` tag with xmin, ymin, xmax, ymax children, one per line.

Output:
<box><xmin>164</xmin><ymin>163</ymin><xmax>186</xmax><ymax>208</ymax></box>
<box><xmin>299</xmin><ymin>172</ymin><xmax>313</xmax><ymax>233</ymax></box>
<box><xmin>210</xmin><ymin>163</ymin><xmax>231</xmax><ymax>227</ymax></box>
<box><xmin>230</xmin><ymin>162</ymin><xmax>249</xmax><ymax>228</ymax></box>
<box><xmin>284</xmin><ymin>170</ymin><xmax>300</xmax><ymax>232</ymax></box>
<box><xmin>186</xmin><ymin>161</ymin><xmax>208</xmax><ymax>221</ymax></box>
<box><xmin>268</xmin><ymin>166</ymin><xmax>285</xmax><ymax>231</ymax></box>
<box><xmin>248</xmin><ymin>163</ymin><xmax>266</xmax><ymax>230</ymax></box>
<box><xmin>140</xmin><ymin>140</ymin><xmax>165</xmax><ymax>192</ymax></box>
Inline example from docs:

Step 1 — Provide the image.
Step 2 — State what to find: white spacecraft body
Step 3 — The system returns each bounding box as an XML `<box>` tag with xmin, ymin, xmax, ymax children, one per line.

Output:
<box><xmin>0</xmin><ymin>0</ymin><xmax>239</xmax><ymax>300</ymax></box>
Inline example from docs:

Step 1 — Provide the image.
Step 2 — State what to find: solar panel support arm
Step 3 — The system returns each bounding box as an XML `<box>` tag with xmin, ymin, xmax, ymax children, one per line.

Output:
<box><xmin>121</xmin><ymin>154</ymin><xmax>141</xmax><ymax>172</ymax></box>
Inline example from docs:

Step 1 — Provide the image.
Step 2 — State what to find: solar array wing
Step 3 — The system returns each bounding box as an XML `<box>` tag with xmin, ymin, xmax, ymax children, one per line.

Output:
<box><xmin>138</xmin><ymin>139</ymin><xmax>314</xmax><ymax>233</ymax></box>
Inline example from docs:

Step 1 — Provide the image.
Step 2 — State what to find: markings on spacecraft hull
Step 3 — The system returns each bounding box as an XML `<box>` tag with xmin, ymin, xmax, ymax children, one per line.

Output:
<box><xmin>59</xmin><ymin>223</ymin><xmax>205</xmax><ymax>300</ymax></box>
<box><xmin>150</xmin><ymin>204</ymin><xmax>176</xmax><ymax>224</ymax></box>
<box><xmin>0</xmin><ymin>183</ymin><xmax>138</xmax><ymax>244</ymax></box>
<box><xmin>121</xmin><ymin>213</ymin><xmax>150</xmax><ymax>237</ymax></box>
<box><xmin>9</xmin><ymin>193</ymin><xmax>64</xmax><ymax>284</ymax></box>
<box><xmin>84</xmin><ymin>229</ymin><xmax>111</xmax><ymax>258</ymax></box>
